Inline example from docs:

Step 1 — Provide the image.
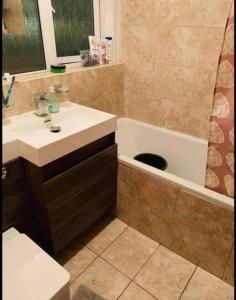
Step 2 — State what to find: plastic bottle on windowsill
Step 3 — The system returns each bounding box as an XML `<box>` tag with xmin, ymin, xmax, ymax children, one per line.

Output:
<box><xmin>105</xmin><ymin>36</ymin><xmax>113</xmax><ymax>64</ymax></box>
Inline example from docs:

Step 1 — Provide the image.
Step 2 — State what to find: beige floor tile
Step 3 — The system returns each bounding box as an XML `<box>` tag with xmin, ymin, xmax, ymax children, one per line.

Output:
<box><xmin>134</xmin><ymin>246</ymin><xmax>196</xmax><ymax>300</ymax></box>
<box><xmin>181</xmin><ymin>267</ymin><xmax>234</xmax><ymax>300</ymax></box>
<box><xmin>57</xmin><ymin>241</ymin><xmax>97</xmax><ymax>282</ymax></box>
<box><xmin>79</xmin><ymin>215</ymin><xmax>128</xmax><ymax>255</ymax></box>
<box><xmin>119</xmin><ymin>282</ymin><xmax>156</xmax><ymax>300</ymax></box>
<box><xmin>101</xmin><ymin>227</ymin><xmax>158</xmax><ymax>278</ymax></box>
<box><xmin>71</xmin><ymin>257</ymin><xmax>130</xmax><ymax>299</ymax></box>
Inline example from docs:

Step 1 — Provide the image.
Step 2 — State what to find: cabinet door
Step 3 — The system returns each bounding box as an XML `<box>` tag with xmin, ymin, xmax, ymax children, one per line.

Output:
<box><xmin>43</xmin><ymin>144</ymin><xmax>117</xmax><ymax>253</ymax></box>
<box><xmin>2</xmin><ymin>158</ymin><xmax>33</xmax><ymax>232</ymax></box>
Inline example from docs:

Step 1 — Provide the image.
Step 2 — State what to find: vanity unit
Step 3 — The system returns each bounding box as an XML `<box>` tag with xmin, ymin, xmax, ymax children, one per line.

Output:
<box><xmin>3</xmin><ymin>102</ymin><xmax>117</xmax><ymax>255</ymax></box>
<box><xmin>2</xmin><ymin>158</ymin><xmax>34</xmax><ymax>234</ymax></box>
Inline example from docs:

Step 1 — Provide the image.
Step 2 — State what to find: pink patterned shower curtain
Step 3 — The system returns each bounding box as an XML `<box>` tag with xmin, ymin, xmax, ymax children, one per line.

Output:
<box><xmin>205</xmin><ymin>1</ymin><xmax>234</xmax><ymax>198</ymax></box>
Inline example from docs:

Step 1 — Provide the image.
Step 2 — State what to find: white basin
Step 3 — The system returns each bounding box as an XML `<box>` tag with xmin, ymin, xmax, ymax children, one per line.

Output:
<box><xmin>3</xmin><ymin>101</ymin><xmax>117</xmax><ymax>166</ymax></box>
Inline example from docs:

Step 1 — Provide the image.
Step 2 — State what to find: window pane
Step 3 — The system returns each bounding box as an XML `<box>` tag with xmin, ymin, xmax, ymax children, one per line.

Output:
<box><xmin>52</xmin><ymin>0</ymin><xmax>94</xmax><ymax>57</ymax></box>
<box><xmin>3</xmin><ymin>0</ymin><xmax>46</xmax><ymax>74</ymax></box>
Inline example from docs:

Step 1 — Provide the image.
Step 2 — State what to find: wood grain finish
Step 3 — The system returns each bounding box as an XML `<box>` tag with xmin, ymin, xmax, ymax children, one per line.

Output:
<box><xmin>23</xmin><ymin>133</ymin><xmax>117</xmax><ymax>255</ymax></box>
<box><xmin>41</xmin><ymin>133</ymin><xmax>115</xmax><ymax>181</ymax></box>
<box><xmin>2</xmin><ymin>158</ymin><xmax>33</xmax><ymax>233</ymax></box>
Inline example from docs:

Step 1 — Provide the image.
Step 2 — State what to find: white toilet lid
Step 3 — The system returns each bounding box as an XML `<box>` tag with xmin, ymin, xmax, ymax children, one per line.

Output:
<box><xmin>3</xmin><ymin>233</ymin><xmax>70</xmax><ymax>300</ymax></box>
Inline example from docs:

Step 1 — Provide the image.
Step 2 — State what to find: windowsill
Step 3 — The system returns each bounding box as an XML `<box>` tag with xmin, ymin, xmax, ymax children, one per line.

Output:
<box><xmin>2</xmin><ymin>62</ymin><xmax>123</xmax><ymax>86</ymax></box>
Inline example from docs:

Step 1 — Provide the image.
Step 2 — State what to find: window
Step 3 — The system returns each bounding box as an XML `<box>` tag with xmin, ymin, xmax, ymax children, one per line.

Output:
<box><xmin>52</xmin><ymin>0</ymin><xmax>95</xmax><ymax>57</ymax></box>
<box><xmin>2</xmin><ymin>0</ymin><xmax>102</xmax><ymax>75</ymax></box>
<box><xmin>3</xmin><ymin>0</ymin><xmax>46</xmax><ymax>74</ymax></box>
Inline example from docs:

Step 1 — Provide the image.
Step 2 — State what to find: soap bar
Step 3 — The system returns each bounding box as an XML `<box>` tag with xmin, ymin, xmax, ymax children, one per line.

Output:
<box><xmin>51</xmin><ymin>64</ymin><xmax>66</xmax><ymax>73</ymax></box>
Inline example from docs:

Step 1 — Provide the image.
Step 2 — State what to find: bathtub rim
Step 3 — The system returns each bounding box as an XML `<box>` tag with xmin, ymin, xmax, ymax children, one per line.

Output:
<box><xmin>117</xmin><ymin>117</ymin><xmax>209</xmax><ymax>145</ymax></box>
<box><xmin>118</xmin><ymin>154</ymin><xmax>234</xmax><ymax>211</ymax></box>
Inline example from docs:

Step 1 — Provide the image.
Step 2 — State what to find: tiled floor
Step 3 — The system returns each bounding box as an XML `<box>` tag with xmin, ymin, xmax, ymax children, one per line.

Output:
<box><xmin>56</xmin><ymin>215</ymin><xmax>234</xmax><ymax>300</ymax></box>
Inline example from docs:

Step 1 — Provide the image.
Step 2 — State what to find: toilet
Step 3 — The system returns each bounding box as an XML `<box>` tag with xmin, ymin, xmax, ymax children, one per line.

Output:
<box><xmin>3</xmin><ymin>228</ymin><xmax>70</xmax><ymax>300</ymax></box>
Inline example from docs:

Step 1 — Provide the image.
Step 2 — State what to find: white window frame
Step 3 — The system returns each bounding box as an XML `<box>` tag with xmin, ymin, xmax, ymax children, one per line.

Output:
<box><xmin>6</xmin><ymin>0</ymin><xmax>118</xmax><ymax>79</ymax></box>
<box><xmin>38</xmin><ymin>0</ymin><xmax>101</xmax><ymax>68</ymax></box>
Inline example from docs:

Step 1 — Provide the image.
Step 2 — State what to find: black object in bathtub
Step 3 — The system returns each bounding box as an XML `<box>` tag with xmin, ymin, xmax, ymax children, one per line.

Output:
<box><xmin>134</xmin><ymin>153</ymin><xmax>167</xmax><ymax>171</ymax></box>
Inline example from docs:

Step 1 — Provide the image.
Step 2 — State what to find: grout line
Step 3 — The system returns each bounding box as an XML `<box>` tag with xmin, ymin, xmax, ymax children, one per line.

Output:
<box><xmin>97</xmin><ymin>225</ymin><xmax>129</xmax><ymax>256</ymax></box>
<box><xmin>178</xmin><ymin>265</ymin><xmax>198</xmax><ymax>299</ymax></box>
<box><xmin>69</xmin><ymin>222</ymin><xmax>130</xmax><ymax>285</ymax></box>
<box><xmin>130</xmin><ymin>241</ymin><xmax>160</xmax><ymax>280</ymax></box>
<box><xmin>132</xmin><ymin>244</ymin><xmax>161</xmax><ymax>281</ymax></box>
<box><xmin>121</xmin><ymin>23</ymin><xmax>226</xmax><ymax>29</ymax></box>
<box><xmin>221</xmin><ymin>243</ymin><xmax>234</xmax><ymax>281</ymax></box>
<box><xmin>68</xmin><ymin>253</ymin><xmax>98</xmax><ymax>285</ymax></box>
<box><xmin>87</xmin><ymin>224</ymin><xmax>160</xmax><ymax>281</ymax></box>
<box><xmin>123</xmin><ymin>59</ymin><xmax>218</xmax><ymax>73</ymax></box>
<box><xmin>133</xmin><ymin>280</ymin><xmax>159</xmax><ymax>300</ymax></box>
<box><xmin>116</xmin><ymin>281</ymin><xmax>133</xmax><ymax>299</ymax></box>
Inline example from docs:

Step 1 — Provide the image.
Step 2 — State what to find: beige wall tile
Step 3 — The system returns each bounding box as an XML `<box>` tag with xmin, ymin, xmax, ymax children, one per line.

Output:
<box><xmin>125</xmin><ymin>92</ymin><xmax>211</xmax><ymax>139</ymax></box>
<box><xmin>117</xmin><ymin>163</ymin><xmax>234</xmax><ymax>280</ymax></box>
<box><xmin>124</xmin><ymin>62</ymin><xmax>158</xmax><ymax>99</ymax></box>
<box><xmin>79</xmin><ymin>215</ymin><xmax>127</xmax><ymax>255</ymax></box>
<box><xmin>120</xmin><ymin>0</ymin><xmax>230</xmax><ymax>138</ymax></box>
<box><xmin>119</xmin><ymin>282</ymin><xmax>156</xmax><ymax>300</ymax></box>
<box><xmin>157</xmin><ymin>0</ymin><xmax>232</xmax><ymax>27</ymax></box>
<box><xmin>121</xmin><ymin>0</ymin><xmax>160</xmax><ymax>26</ymax></box>
<box><xmin>155</xmin><ymin>64</ymin><xmax>216</xmax><ymax>107</ymax></box>
<box><xmin>163</xmin><ymin>100</ymin><xmax>211</xmax><ymax>139</ymax></box>
<box><xmin>117</xmin><ymin>192</ymin><xmax>174</xmax><ymax>248</ymax></box>
<box><xmin>169</xmin><ymin>219</ymin><xmax>232</xmax><ymax>278</ymax></box>
<box><xmin>96</xmin><ymin>63</ymin><xmax>124</xmax><ymax>95</ymax></box>
<box><xmin>123</xmin><ymin>60</ymin><xmax>215</xmax><ymax>138</ymax></box>
<box><xmin>118</xmin><ymin>163</ymin><xmax>178</xmax><ymax>218</ymax></box>
<box><xmin>101</xmin><ymin>227</ymin><xmax>158</xmax><ymax>279</ymax></box>
<box><xmin>175</xmin><ymin>189</ymin><xmax>234</xmax><ymax>245</ymax></box>
<box><xmin>154</xmin><ymin>27</ymin><xmax>224</xmax><ymax>70</ymax></box>
<box><xmin>124</xmin><ymin>92</ymin><xmax>166</xmax><ymax>128</ymax></box>
<box><xmin>71</xmin><ymin>257</ymin><xmax>130</xmax><ymax>300</ymax></box>
<box><xmin>121</xmin><ymin>25</ymin><xmax>154</xmax><ymax>63</ymax></box>
<box><xmin>135</xmin><ymin>246</ymin><xmax>196</xmax><ymax>300</ymax></box>
<box><xmin>86</xmin><ymin>91</ymin><xmax>124</xmax><ymax>117</ymax></box>
<box><xmin>3</xmin><ymin>64</ymin><xmax>124</xmax><ymax>118</ymax></box>
<box><xmin>222</xmin><ymin>247</ymin><xmax>234</xmax><ymax>286</ymax></box>
<box><xmin>181</xmin><ymin>267</ymin><xmax>234</xmax><ymax>300</ymax></box>
<box><xmin>122</xmin><ymin>26</ymin><xmax>224</xmax><ymax>70</ymax></box>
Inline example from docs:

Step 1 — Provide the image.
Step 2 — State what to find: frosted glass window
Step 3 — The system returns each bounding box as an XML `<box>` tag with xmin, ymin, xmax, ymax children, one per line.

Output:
<box><xmin>52</xmin><ymin>0</ymin><xmax>94</xmax><ymax>57</ymax></box>
<box><xmin>3</xmin><ymin>0</ymin><xmax>46</xmax><ymax>74</ymax></box>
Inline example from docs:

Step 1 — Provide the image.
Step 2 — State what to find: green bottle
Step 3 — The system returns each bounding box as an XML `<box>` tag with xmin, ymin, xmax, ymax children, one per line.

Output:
<box><xmin>48</xmin><ymin>86</ymin><xmax>59</xmax><ymax>113</ymax></box>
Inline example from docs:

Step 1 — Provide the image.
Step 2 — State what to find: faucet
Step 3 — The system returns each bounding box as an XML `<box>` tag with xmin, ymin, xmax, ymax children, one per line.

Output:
<box><xmin>33</xmin><ymin>85</ymin><xmax>70</xmax><ymax>120</ymax></box>
<box><xmin>33</xmin><ymin>92</ymin><xmax>51</xmax><ymax>122</ymax></box>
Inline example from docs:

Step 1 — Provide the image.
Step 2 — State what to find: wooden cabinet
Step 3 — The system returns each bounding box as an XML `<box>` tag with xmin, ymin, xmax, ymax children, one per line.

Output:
<box><xmin>23</xmin><ymin>133</ymin><xmax>117</xmax><ymax>255</ymax></box>
<box><xmin>2</xmin><ymin>158</ymin><xmax>33</xmax><ymax>233</ymax></box>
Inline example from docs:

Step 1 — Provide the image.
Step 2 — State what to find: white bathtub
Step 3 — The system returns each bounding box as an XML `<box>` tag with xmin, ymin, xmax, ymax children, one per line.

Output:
<box><xmin>116</xmin><ymin>118</ymin><xmax>234</xmax><ymax>211</ymax></box>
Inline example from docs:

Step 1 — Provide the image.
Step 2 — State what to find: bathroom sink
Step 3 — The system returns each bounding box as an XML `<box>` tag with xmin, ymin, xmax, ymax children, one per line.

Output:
<box><xmin>3</xmin><ymin>101</ymin><xmax>117</xmax><ymax>166</ymax></box>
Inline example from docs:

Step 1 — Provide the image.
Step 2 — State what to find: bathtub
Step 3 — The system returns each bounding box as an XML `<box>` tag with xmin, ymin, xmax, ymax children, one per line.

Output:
<box><xmin>116</xmin><ymin>118</ymin><xmax>234</xmax><ymax>211</ymax></box>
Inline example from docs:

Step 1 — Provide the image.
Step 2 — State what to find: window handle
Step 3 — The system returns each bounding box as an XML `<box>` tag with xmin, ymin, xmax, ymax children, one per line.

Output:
<box><xmin>51</xmin><ymin>5</ymin><xmax>55</xmax><ymax>14</ymax></box>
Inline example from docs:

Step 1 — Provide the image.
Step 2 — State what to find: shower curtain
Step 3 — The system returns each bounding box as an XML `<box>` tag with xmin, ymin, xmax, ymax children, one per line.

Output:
<box><xmin>205</xmin><ymin>1</ymin><xmax>234</xmax><ymax>198</ymax></box>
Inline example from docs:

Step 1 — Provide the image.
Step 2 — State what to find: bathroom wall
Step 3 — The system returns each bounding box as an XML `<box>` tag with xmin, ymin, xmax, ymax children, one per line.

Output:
<box><xmin>116</xmin><ymin>162</ymin><xmax>234</xmax><ymax>286</ymax></box>
<box><xmin>3</xmin><ymin>63</ymin><xmax>124</xmax><ymax>119</ymax></box>
<box><xmin>120</xmin><ymin>0</ymin><xmax>232</xmax><ymax>139</ymax></box>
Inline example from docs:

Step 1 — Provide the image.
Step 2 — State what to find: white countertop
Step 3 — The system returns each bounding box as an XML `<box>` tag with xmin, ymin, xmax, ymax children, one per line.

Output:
<box><xmin>3</xmin><ymin>102</ymin><xmax>117</xmax><ymax>166</ymax></box>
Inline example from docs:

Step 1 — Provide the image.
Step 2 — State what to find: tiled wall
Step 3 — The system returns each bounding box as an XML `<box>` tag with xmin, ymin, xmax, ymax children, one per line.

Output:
<box><xmin>115</xmin><ymin>162</ymin><xmax>234</xmax><ymax>286</ymax></box>
<box><xmin>120</xmin><ymin>0</ymin><xmax>232</xmax><ymax>139</ymax></box>
<box><xmin>3</xmin><ymin>63</ymin><xmax>124</xmax><ymax>119</ymax></box>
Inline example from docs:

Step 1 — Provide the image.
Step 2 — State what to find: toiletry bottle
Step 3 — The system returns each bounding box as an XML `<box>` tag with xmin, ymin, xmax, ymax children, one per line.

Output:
<box><xmin>98</xmin><ymin>39</ymin><xmax>107</xmax><ymax>65</ymax></box>
<box><xmin>105</xmin><ymin>37</ymin><xmax>113</xmax><ymax>64</ymax></box>
<box><xmin>48</xmin><ymin>86</ymin><xmax>59</xmax><ymax>113</ymax></box>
